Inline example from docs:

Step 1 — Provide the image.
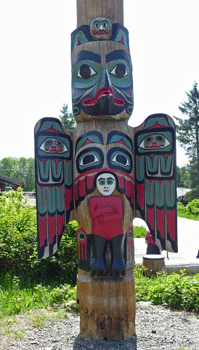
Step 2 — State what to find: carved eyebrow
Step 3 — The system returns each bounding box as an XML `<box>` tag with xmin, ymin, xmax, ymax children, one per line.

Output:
<box><xmin>72</xmin><ymin>50</ymin><xmax>101</xmax><ymax>68</ymax></box>
<box><xmin>106</xmin><ymin>50</ymin><xmax>132</xmax><ymax>65</ymax></box>
<box><xmin>76</xmin><ymin>131</ymin><xmax>103</xmax><ymax>152</ymax></box>
<box><xmin>107</xmin><ymin>131</ymin><xmax>133</xmax><ymax>152</ymax></box>
<box><xmin>97</xmin><ymin>177</ymin><xmax>115</xmax><ymax>181</ymax></box>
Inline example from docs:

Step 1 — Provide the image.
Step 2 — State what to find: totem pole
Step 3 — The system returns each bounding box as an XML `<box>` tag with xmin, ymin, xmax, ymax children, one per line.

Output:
<box><xmin>34</xmin><ymin>0</ymin><xmax>177</xmax><ymax>341</ymax></box>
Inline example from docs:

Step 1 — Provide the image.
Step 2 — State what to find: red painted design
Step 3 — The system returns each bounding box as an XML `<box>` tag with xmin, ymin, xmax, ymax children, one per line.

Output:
<box><xmin>74</xmin><ymin>182</ymin><xmax>79</xmax><ymax>201</ymax></box>
<box><xmin>78</xmin><ymin>229</ymin><xmax>87</xmax><ymax>260</ymax></box>
<box><xmin>120</xmin><ymin>37</ymin><xmax>124</xmax><ymax>45</ymax></box>
<box><xmin>89</xmin><ymin>196</ymin><xmax>123</xmax><ymax>240</ymax></box>
<box><xmin>77</xmin><ymin>37</ymin><xmax>81</xmax><ymax>46</ymax></box>
<box><xmin>82</xmin><ymin>139</ymin><xmax>93</xmax><ymax>147</ymax></box>
<box><xmin>125</xmin><ymin>179</ymin><xmax>132</xmax><ymax>197</ymax></box>
<box><xmin>126</xmin><ymin>227</ymin><xmax>134</xmax><ymax>260</ymax></box>
<box><xmin>65</xmin><ymin>187</ymin><xmax>73</xmax><ymax>211</ymax></box>
<box><xmin>157</xmin><ymin>208</ymin><xmax>165</xmax><ymax>239</ymax></box>
<box><xmin>79</xmin><ymin>178</ymin><xmax>86</xmax><ymax>197</ymax></box>
<box><xmin>86</xmin><ymin>174</ymin><xmax>95</xmax><ymax>189</ymax></box>
<box><xmin>48</xmin><ymin>216</ymin><xmax>56</xmax><ymax>244</ymax></box>
<box><xmin>57</xmin><ymin>214</ymin><xmax>65</xmax><ymax>236</ymax></box>
<box><xmin>167</xmin><ymin>209</ymin><xmax>175</xmax><ymax>241</ymax></box>
<box><xmin>146</xmin><ymin>207</ymin><xmax>155</xmax><ymax>230</ymax></box>
<box><xmin>82</xmin><ymin>87</ymin><xmax>124</xmax><ymax>107</ymax></box>
<box><xmin>148</xmin><ymin>122</ymin><xmax>166</xmax><ymax>129</ymax></box>
<box><xmin>137</xmin><ymin>183</ymin><xmax>145</xmax><ymax>210</ymax></box>
<box><xmin>118</xmin><ymin>175</ymin><xmax>125</xmax><ymax>189</ymax></box>
<box><xmin>38</xmin><ymin>215</ymin><xmax>47</xmax><ymax>247</ymax></box>
<box><xmin>44</xmin><ymin>127</ymin><xmax>60</xmax><ymax>133</ymax></box>
<box><xmin>131</xmin><ymin>183</ymin><xmax>135</xmax><ymax>205</ymax></box>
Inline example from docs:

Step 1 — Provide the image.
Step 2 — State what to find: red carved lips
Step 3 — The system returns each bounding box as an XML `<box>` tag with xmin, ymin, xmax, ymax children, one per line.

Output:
<box><xmin>82</xmin><ymin>87</ymin><xmax>124</xmax><ymax>107</ymax></box>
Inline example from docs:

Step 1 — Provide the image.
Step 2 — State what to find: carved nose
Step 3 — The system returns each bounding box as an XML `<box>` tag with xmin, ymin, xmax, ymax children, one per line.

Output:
<box><xmin>99</xmin><ymin>69</ymin><xmax>112</xmax><ymax>89</ymax></box>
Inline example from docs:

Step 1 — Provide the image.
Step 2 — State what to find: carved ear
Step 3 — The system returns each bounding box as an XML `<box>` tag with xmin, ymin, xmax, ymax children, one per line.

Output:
<box><xmin>35</xmin><ymin>117</ymin><xmax>74</xmax><ymax>259</ymax></box>
<box><xmin>134</xmin><ymin>114</ymin><xmax>178</xmax><ymax>253</ymax></box>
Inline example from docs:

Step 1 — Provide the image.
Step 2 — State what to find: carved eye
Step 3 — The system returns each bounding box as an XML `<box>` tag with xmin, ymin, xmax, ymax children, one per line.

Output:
<box><xmin>110</xmin><ymin>63</ymin><xmax>128</xmax><ymax>78</ymax></box>
<box><xmin>139</xmin><ymin>133</ymin><xmax>171</xmax><ymax>150</ymax></box>
<box><xmin>112</xmin><ymin>153</ymin><xmax>130</xmax><ymax>166</ymax></box>
<box><xmin>80</xmin><ymin>153</ymin><xmax>99</xmax><ymax>166</ymax></box>
<box><xmin>77</xmin><ymin>64</ymin><xmax>97</xmax><ymax>79</ymax></box>
<box><xmin>76</xmin><ymin>147</ymin><xmax>104</xmax><ymax>174</ymax></box>
<box><xmin>40</xmin><ymin>138</ymin><xmax>68</xmax><ymax>153</ymax></box>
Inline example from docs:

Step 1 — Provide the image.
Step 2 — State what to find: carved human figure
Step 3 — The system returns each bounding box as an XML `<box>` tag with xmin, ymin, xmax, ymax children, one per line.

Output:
<box><xmin>88</xmin><ymin>172</ymin><xmax>125</xmax><ymax>276</ymax></box>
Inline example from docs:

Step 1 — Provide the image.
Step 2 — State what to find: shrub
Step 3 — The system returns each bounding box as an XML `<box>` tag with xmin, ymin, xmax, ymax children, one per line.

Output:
<box><xmin>133</xmin><ymin>226</ymin><xmax>146</xmax><ymax>238</ymax></box>
<box><xmin>0</xmin><ymin>188</ymin><xmax>37</xmax><ymax>274</ymax></box>
<box><xmin>0</xmin><ymin>189</ymin><xmax>78</xmax><ymax>285</ymax></box>
<box><xmin>182</xmin><ymin>189</ymin><xmax>199</xmax><ymax>205</ymax></box>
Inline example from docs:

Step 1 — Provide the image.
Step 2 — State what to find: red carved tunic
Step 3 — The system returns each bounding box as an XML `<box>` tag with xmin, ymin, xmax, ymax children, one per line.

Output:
<box><xmin>89</xmin><ymin>196</ymin><xmax>123</xmax><ymax>240</ymax></box>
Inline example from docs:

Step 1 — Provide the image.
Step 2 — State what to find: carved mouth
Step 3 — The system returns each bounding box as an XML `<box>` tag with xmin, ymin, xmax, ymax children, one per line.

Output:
<box><xmin>82</xmin><ymin>87</ymin><xmax>124</xmax><ymax>107</ymax></box>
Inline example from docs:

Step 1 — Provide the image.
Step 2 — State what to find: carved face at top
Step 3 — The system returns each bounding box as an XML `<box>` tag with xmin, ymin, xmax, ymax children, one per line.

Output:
<box><xmin>90</xmin><ymin>17</ymin><xmax>112</xmax><ymax>40</ymax></box>
<box><xmin>72</xmin><ymin>41</ymin><xmax>134</xmax><ymax>121</ymax></box>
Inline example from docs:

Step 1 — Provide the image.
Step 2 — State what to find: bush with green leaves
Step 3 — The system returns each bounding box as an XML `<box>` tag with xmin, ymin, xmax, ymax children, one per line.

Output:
<box><xmin>0</xmin><ymin>189</ymin><xmax>78</xmax><ymax>285</ymax></box>
<box><xmin>0</xmin><ymin>188</ymin><xmax>37</xmax><ymax>274</ymax></box>
<box><xmin>177</xmin><ymin>199</ymin><xmax>199</xmax><ymax>220</ymax></box>
<box><xmin>135</xmin><ymin>267</ymin><xmax>199</xmax><ymax>312</ymax></box>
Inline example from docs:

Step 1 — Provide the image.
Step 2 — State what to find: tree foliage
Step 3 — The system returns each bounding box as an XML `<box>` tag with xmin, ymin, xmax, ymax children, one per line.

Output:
<box><xmin>174</xmin><ymin>82</ymin><xmax>199</xmax><ymax>188</ymax></box>
<box><xmin>0</xmin><ymin>157</ymin><xmax>35</xmax><ymax>191</ymax></box>
<box><xmin>59</xmin><ymin>104</ymin><xmax>76</xmax><ymax>130</ymax></box>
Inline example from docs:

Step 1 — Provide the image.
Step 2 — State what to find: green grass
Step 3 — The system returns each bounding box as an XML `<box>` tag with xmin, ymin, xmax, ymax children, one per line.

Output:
<box><xmin>0</xmin><ymin>274</ymin><xmax>77</xmax><ymax>319</ymax></box>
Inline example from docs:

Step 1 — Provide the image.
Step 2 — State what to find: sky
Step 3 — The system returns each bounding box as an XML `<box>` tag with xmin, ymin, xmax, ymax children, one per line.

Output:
<box><xmin>1</xmin><ymin>0</ymin><xmax>199</xmax><ymax>167</ymax></box>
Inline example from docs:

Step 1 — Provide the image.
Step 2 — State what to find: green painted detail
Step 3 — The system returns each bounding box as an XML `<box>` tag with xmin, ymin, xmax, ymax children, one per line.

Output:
<box><xmin>145</xmin><ymin>180</ymin><xmax>155</xmax><ymax>206</ymax></box>
<box><xmin>47</xmin><ymin>187</ymin><xmax>56</xmax><ymax>214</ymax></box>
<box><xmin>64</xmin><ymin>160</ymin><xmax>73</xmax><ymax>186</ymax></box>
<box><xmin>146</xmin><ymin>155</ymin><xmax>159</xmax><ymax>174</ymax></box>
<box><xmin>136</xmin><ymin>155</ymin><xmax>145</xmax><ymax>182</ymax></box>
<box><xmin>155</xmin><ymin>181</ymin><xmax>165</xmax><ymax>207</ymax></box>
<box><xmin>127</xmin><ymin>106</ymin><xmax>133</xmax><ymax>115</ymax></box>
<box><xmin>55</xmin><ymin>185</ymin><xmax>65</xmax><ymax>212</ymax></box>
<box><xmin>71</xmin><ymin>31</ymin><xmax>88</xmax><ymax>51</ymax></box>
<box><xmin>51</xmin><ymin>160</ymin><xmax>63</xmax><ymax>180</ymax></box>
<box><xmin>76</xmin><ymin>135</ymin><xmax>103</xmax><ymax>152</ymax></box>
<box><xmin>39</xmin><ymin>120</ymin><xmax>63</xmax><ymax>133</ymax></box>
<box><xmin>38</xmin><ymin>159</ymin><xmax>50</xmax><ymax>181</ymax></box>
<box><xmin>165</xmin><ymin>180</ymin><xmax>176</xmax><ymax>207</ymax></box>
<box><xmin>144</xmin><ymin>116</ymin><xmax>170</xmax><ymax>130</ymax></box>
<box><xmin>72</xmin><ymin>59</ymin><xmax>132</xmax><ymax>91</ymax></box>
<box><xmin>110</xmin><ymin>150</ymin><xmax>131</xmax><ymax>172</ymax></box>
<box><xmin>73</xmin><ymin>106</ymin><xmax>79</xmax><ymax>116</ymax></box>
<box><xmin>107</xmin><ymin>135</ymin><xmax>133</xmax><ymax>151</ymax></box>
<box><xmin>78</xmin><ymin>151</ymin><xmax>101</xmax><ymax>172</ymax></box>
<box><xmin>115</xmin><ymin>29</ymin><xmax>129</xmax><ymax>49</ymax></box>
<box><xmin>37</xmin><ymin>185</ymin><xmax>47</xmax><ymax>214</ymax></box>
<box><xmin>160</xmin><ymin>155</ymin><xmax>173</xmax><ymax>174</ymax></box>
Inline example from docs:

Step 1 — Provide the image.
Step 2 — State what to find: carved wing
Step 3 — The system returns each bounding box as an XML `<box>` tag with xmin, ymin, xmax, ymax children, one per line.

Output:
<box><xmin>34</xmin><ymin>117</ymin><xmax>74</xmax><ymax>259</ymax></box>
<box><xmin>134</xmin><ymin>113</ymin><xmax>177</xmax><ymax>252</ymax></box>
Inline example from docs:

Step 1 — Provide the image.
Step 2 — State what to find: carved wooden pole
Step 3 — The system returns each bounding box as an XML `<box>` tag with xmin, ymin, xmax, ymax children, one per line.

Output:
<box><xmin>34</xmin><ymin>0</ymin><xmax>177</xmax><ymax>343</ymax></box>
<box><xmin>73</xmin><ymin>0</ymin><xmax>135</xmax><ymax>341</ymax></box>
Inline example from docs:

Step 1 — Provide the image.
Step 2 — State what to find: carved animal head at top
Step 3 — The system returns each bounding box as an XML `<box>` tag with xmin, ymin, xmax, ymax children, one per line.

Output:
<box><xmin>71</xmin><ymin>19</ymin><xmax>134</xmax><ymax>122</ymax></box>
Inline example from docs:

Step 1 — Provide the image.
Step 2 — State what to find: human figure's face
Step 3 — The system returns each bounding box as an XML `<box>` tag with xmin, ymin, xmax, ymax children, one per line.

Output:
<box><xmin>96</xmin><ymin>173</ymin><xmax>116</xmax><ymax>196</ymax></box>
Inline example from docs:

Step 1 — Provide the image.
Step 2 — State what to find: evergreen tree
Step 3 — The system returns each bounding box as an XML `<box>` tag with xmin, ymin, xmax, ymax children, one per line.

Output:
<box><xmin>174</xmin><ymin>82</ymin><xmax>199</xmax><ymax>188</ymax></box>
<box><xmin>59</xmin><ymin>104</ymin><xmax>76</xmax><ymax>130</ymax></box>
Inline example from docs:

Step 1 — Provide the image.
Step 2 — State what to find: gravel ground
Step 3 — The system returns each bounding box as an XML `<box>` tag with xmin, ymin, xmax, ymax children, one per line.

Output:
<box><xmin>0</xmin><ymin>302</ymin><xmax>198</xmax><ymax>350</ymax></box>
